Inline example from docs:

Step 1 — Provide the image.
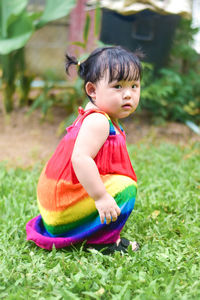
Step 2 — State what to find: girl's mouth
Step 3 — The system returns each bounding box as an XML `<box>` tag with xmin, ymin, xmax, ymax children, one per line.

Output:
<box><xmin>122</xmin><ymin>104</ymin><xmax>132</xmax><ymax>109</ymax></box>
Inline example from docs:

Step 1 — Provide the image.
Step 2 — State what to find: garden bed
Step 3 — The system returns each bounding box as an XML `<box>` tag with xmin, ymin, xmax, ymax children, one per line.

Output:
<box><xmin>0</xmin><ymin>104</ymin><xmax>199</xmax><ymax>167</ymax></box>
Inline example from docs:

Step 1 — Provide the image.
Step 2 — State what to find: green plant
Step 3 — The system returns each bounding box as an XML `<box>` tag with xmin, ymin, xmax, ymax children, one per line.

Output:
<box><xmin>57</xmin><ymin>3</ymin><xmax>102</xmax><ymax>131</ymax></box>
<box><xmin>72</xmin><ymin>1</ymin><xmax>101</xmax><ymax>50</ymax></box>
<box><xmin>56</xmin><ymin>78</ymin><xmax>88</xmax><ymax>135</ymax></box>
<box><xmin>27</xmin><ymin>80</ymin><xmax>55</xmax><ymax>118</ymax></box>
<box><xmin>29</xmin><ymin>2</ymin><xmax>104</xmax><ymax>132</ymax></box>
<box><xmin>140</xmin><ymin>18</ymin><xmax>200</xmax><ymax>124</ymax></box>
<box><xmin>0</xmin><ymin>0</ymin><xmax>76</xmax><ymax>113</ymax></box>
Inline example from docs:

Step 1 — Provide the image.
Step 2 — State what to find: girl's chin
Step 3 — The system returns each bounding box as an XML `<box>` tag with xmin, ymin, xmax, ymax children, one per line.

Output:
<box><xmin>106</xmin><ymin>109</ymin><xmax>135</xmax><ymax>120</ymax></box>
<box><xmin>119</xmin><ymin>111</ymin><xmax>134</xmax><ymax>118</ymax></box>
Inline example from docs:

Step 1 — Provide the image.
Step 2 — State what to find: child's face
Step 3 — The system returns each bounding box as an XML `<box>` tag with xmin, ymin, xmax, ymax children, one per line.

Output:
<box><xmin>87</xmin><ymin>72</ymin><xmax>140</xmax><ymax>121</ymax></box>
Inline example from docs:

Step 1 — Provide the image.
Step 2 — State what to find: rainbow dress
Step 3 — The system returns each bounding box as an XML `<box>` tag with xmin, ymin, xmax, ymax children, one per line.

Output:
<box><xmin>26</xmin><ymin>107</ymin><xmax>137</xmax><ymax>250</ymax></box>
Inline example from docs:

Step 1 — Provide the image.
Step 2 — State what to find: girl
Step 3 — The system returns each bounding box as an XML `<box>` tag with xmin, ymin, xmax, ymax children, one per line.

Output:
<box><xmin>26</xmin><ymin>46</ymin><xmax>142</xmax><ymax>254</ymax></box>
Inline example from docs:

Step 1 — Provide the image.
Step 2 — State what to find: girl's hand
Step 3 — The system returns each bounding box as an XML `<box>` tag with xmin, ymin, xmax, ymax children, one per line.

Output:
<box><xmin>94</xmin><ymin>193</ymin><xmax>121</xmax><ymax>224</ymax></box>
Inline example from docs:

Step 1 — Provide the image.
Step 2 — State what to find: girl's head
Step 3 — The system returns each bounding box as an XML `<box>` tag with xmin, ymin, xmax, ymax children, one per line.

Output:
<box><xmin>65</xmin><ymin>46</ymin><xmax>143</xmax><ymax>120</ymax></box>
<box><xmin>66</xmin><ymin>46</ymin><xmax>142</xmax><ymax>97</ymax></box>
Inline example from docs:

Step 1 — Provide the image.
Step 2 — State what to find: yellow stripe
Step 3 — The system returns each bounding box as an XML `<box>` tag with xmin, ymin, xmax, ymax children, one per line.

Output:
<box><xmin>39</xmin><ymin>175</ymin><xmax>137</xmax><ymax>226</ymax></box>
<box><xmin>38</xmin><ymin>196</ymin><xmax>96</xmax><ymax>226</ymax></box>
<box><xmin>103</xmin><ymin>174</ymin><xmax>137</xmax><ymax>195</ymax></box>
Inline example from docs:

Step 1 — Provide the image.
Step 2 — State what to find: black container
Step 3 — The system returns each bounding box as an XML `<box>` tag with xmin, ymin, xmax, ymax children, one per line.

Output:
<box><xmin>100</xmin><ymin>8</ymin><xmax>180</xmax><ymax>69</ymax></box>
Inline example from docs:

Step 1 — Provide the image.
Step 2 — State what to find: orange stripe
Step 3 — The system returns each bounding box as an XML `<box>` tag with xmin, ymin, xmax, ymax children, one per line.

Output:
<box><xmin>38</xmin><ymin>175</ymin><xmax>137</xmax><ymax>225</ymax></box>
<box><xmin>37</xmin><ymin>169</ymin><xmax>113</xmax><ymax>211</ymax></box>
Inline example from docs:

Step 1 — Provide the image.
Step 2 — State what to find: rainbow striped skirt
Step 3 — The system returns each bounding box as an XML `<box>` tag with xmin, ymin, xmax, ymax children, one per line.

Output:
<box><xmin>26</xmin><ymin>172</ymin><xmax>137</xmax><ymax>250</ymax></box>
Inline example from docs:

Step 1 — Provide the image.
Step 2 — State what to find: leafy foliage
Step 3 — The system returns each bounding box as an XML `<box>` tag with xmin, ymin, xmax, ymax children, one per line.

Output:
<box><xmin>140</xmin><ymin>18</ymin><xmax>200</xmax><ymax>124</ymax></box>
<box><xmin>0</xmin><ymin>0</ymin><xmax>76</xmax><ymax>54</ymax></box>
<box><xmin>29</xmin><ymin>2</ymin><xmax>103</xmax><ymax>128</ymax></box>
<box><xmin>30</xmin><ymin>17</ymin><xmax>200</xmax><ymax>127</ymax></box>
<box><xmin>0</xmin><ymin>0</ymin><xmax>76</xmax><ymax>112</ymax></box>
<box><xmin>0</xmin><ymin>142</ymin><xmax>200</xmax><ymax>299</ymax></box>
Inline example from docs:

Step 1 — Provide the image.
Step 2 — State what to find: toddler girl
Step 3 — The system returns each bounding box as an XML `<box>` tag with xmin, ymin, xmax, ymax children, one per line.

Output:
<box><xmin>26</xmin><ymin>46</ymin><xmax>142</xmax><ymax>254</ymax></box>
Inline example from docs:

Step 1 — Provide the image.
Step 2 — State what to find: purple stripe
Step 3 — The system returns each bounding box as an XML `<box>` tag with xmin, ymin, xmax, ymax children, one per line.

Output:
<box><xmin>26</xmin><ymin>197</ymin><xmax>135</xmax><ymax>250</ymax></box>
<box><xmin>26</xmin><ymin>207</ymin><xmax>131</xmax><ymax>250</ymax></box>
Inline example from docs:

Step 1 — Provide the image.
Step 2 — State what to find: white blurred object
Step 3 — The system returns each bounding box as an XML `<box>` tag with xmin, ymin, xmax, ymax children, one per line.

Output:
<box><xmin>192</xmin><ymin>0</ymin><xmax>200</xmax><ymax>53</ymax></box>
<box><xmin>186</xmin><ymin>120</ymin><xmax>200</xmax><ymax>135</ymax></box>
<box><xmin>86</xmin><ymin>0</ymin><xmax>192</xmax><ymax>17</ymax></box>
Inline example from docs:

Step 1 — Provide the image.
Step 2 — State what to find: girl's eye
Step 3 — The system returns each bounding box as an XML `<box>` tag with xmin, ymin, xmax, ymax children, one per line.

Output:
<box><xmin>132</xmin><ymin>84</ymin><xmax>137</xmax><ymax>89</ymax></box>
<box><xmin>114</xmin><ymin>85</ymin><xmax>122</xmax><ymax>89</ymax></box>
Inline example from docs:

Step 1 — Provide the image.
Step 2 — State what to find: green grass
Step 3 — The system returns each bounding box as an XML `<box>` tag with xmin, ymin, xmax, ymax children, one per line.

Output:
<box><xmin>0</xmin><ymin>142</ymin><xmax>200</xmax><ymax>300</ymax></box>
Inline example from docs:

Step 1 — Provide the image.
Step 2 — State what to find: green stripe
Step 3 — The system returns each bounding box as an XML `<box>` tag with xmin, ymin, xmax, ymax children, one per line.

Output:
<box><xmin>108</xmin><ymin>119</ymin><xmax>124</xmax><ymax>135</ymax></box>
<box><xmin>115</xmin><ymin>184</ymin><xmax>137</xmax><ymax>207</ymax></box>
<box><xmin>109</xmin><ymin>119</ymin><xmax>116</xmax><ymax>134</ymax></box>
<box><xmin>44</xmin><ymin>184</ymin><xmax>137</xmax><ymax>235</ymax></box>
<box><xmin>43</xmin><ymin>211</ymin><xmax>97</xmax><ymax>235</ymax></box>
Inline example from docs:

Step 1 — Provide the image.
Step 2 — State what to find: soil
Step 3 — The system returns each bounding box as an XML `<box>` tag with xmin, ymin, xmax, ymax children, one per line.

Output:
<box><xmin>0</xmin><ymin>104</ymin><xmax>199</xmax><ymax>168</ymax></box>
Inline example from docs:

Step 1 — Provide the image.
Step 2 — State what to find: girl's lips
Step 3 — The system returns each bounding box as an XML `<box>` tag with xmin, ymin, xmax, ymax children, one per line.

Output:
<box><xmin>122</xmin><ymin>104</ymin><xmax>132</xmax><ymax>109</ymax></box>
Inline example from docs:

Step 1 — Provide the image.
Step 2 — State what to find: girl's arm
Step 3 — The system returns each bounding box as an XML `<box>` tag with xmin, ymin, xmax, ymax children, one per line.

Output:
<box><xmin>71</xmin><ymin>113</ymin><xmax>121</xmax><ymax>224</ymax></box>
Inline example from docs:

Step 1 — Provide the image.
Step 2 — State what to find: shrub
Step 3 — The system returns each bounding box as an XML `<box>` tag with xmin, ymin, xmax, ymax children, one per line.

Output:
<box><xmin>140</xmin><ymin>18</ymin><xmax>200</xmax><ymax>124</ymax></box>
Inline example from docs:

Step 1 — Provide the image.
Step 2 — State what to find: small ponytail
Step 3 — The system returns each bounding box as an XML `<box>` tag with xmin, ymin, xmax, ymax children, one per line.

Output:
<box><xmin>65</xmin><ymin>54</ymin><xmax>78</xmax><ymax>74</ymax></box>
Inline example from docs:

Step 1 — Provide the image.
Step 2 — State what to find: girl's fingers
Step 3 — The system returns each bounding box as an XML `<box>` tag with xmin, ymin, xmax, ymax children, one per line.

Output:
<box><xmin>105</xmin><ymin>212</ymin><xmax>112</xmax><ymax>224</ymax></box>
<box><xmin>111</xmin><ymin>210</ymin><xmax>118</xmax><ymax>222</ymax></box>
<box><xmin>100</xmin><ymin>212</ymin><xmax>105</xmax><ymax>224</ymax></box>
<box><xmin>98</xmin><ymin>202</ymin><xmax>120</xmax><ymax>224</ymax></box>
<box><xmin>116</xmin><ymin>206</ymin><xmax>121</xmax><ymax>216</ymax></box>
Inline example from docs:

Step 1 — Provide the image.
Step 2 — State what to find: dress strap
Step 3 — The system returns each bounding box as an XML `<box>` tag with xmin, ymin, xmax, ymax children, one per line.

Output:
<box><xmin>79</xmin><ymin>107</ymin><xmax>110</xmax><ymax>120</ymax></box>
<box><xmin>111</xmin><ymin>120</ymin><xmax>124</xmax><ymax>135</ymax></box>
<box><xmin>74</xmin><ymin>107</ymin><xmax>110</xmax><ymax>125</ymax></box>
<box><xmin>71</xmin><ymin>107</ymin><xmax>124</xmax><ymax>137</ymax></box>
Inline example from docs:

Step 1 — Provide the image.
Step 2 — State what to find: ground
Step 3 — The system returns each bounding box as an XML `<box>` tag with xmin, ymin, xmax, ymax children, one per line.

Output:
<box><xmin>1</xmin><ymin>104</ymin><xmax>200</xmax><ymax>299</ymax></box>
<box><xmin>0</xmin><ymin>105</ymin><xmax>199</xmax><ymax>167</ymax></box>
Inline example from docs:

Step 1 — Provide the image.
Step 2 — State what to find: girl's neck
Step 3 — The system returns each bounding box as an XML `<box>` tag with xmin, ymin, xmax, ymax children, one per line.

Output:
<box><xmin>84</xmin><ymin>101</ymin><xmax>96</xmax><ymax>111</ymax></box>
<box><xmin>84</xmin><ymin>102</ymin><xmax>119</xmax><ymax>124</ymax></box>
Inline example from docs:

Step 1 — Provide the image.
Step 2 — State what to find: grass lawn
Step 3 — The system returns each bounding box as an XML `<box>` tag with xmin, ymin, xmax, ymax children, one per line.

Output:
<box><xmin>0</xmin><ymin>141</ymin><xmax>199</xmax><ymax>299</ymax></box>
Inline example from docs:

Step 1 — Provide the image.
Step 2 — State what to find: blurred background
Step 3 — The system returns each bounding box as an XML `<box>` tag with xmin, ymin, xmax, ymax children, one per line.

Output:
<box><xmin>0</xmin><ymin>0</ymin><xmax>200</xmax><ymax>166</ymax></box>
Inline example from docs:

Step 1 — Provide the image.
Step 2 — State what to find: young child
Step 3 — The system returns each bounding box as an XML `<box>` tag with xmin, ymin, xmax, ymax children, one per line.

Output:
<box><xmin>26</xmin><ymin>46</ymin><xmax>142</xmax><ymax>254</ymax></box>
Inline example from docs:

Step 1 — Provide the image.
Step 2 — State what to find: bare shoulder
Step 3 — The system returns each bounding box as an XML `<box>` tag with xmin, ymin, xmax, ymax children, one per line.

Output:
<box><xmin>73</xmin><ymin>112</ymin><xmax>110</xmax><ymax>158</ymax></box>
<box><xmin>81</xmin><ymin>112</ymin><xmax>110</xmax><ymax>137</ymax></box>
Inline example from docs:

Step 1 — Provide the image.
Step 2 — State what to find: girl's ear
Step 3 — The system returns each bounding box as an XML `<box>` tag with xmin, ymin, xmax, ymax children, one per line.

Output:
<box><xmin>85</xmin><ymin>82</ymin><xmax>96</xmax><ymax>99</ymax></box>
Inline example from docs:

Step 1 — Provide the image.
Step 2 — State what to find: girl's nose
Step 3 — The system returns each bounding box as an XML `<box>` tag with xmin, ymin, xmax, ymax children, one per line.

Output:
<box><xmin>123</xmin><ymin>89</ymin><xmax>131</xmax><ymax>100</ymax></box>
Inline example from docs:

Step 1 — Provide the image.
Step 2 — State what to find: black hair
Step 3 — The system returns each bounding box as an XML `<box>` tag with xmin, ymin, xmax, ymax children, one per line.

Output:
<box><xmin>65</xmin><ymin>46</ymin><xmax>143</xmax><ymax>101</ymax></box>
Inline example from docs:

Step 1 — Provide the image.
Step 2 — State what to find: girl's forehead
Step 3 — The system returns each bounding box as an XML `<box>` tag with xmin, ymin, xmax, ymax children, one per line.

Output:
<box><xmin>102</xmin><ymin>63</ymin><xmax>140</xmax><ymax>82</ymax></box>
<box><xmin>100</xmin><ymin>71</ymin><xmax>140</xmax><ymax>83</ymax></box>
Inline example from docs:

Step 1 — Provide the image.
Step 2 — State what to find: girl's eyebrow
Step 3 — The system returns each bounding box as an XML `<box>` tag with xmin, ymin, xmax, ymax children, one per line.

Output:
<box><xmin>112</xmin><ymin>79</ymin><xmax>140</xmax><ymax>84</ymax></box>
